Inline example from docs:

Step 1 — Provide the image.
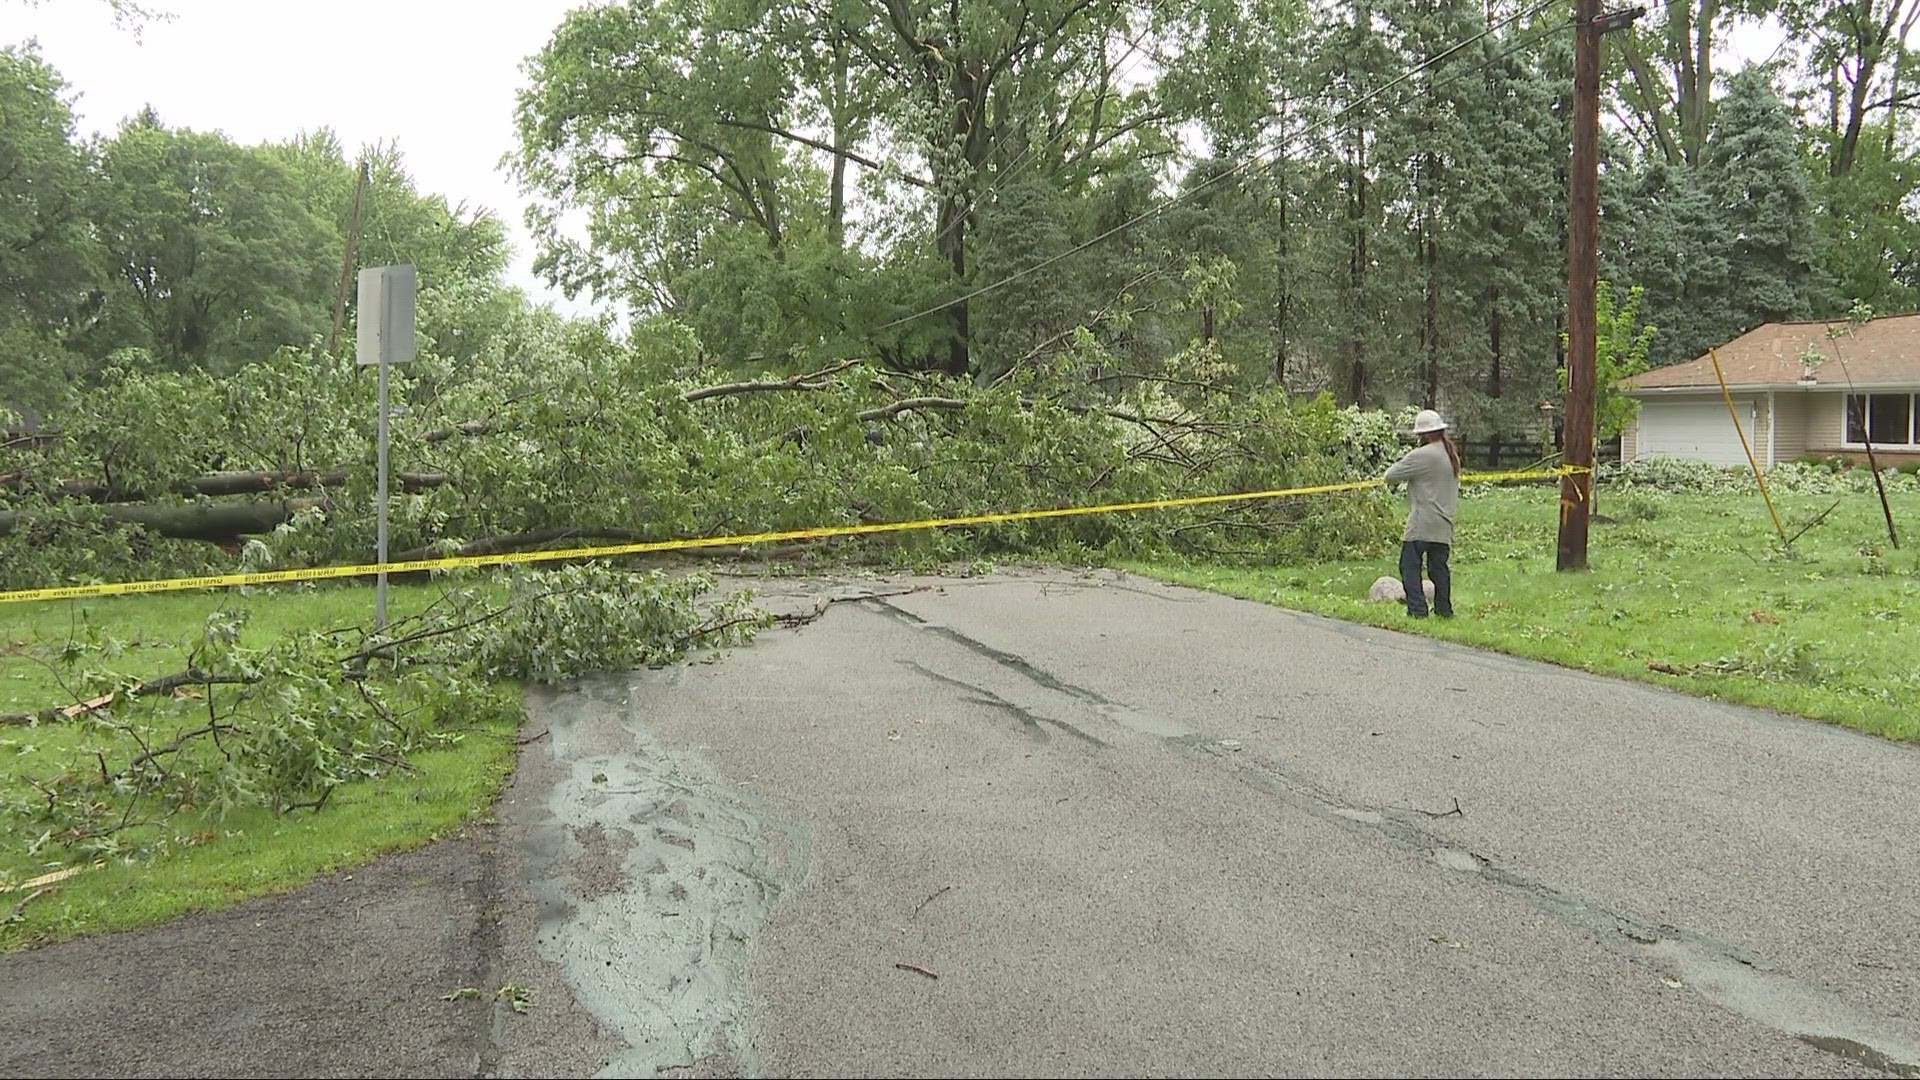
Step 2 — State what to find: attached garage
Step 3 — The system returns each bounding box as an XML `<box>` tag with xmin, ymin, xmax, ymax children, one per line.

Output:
<box><xmin>1630</xmin><ymin>396</ymin><xmax>1758</xmax><ymax>467</ymax></box>
<box><xmin>1620</xmin><ymin>316</ymin><xmax>1920</xmax><ymax>469</ymax></box>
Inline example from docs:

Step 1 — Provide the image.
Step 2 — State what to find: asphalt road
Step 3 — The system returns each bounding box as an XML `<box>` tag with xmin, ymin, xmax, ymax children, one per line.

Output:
<box><xmin>510</xmin><ymin>569</ymin><xmax>1920</xmax><ymax>1078</ymax></box>
<box><xmin>4</xmin><ymin>568</ymin><xmax>1917</xmax><ymax>1078</ymax></box>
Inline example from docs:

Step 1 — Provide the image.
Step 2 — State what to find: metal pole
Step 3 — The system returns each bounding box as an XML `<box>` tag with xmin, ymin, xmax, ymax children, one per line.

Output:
<box><xmin>376</xmin><ymin>353</ymin><xmax>390</xmax><ymax>632</ymax></box>
<box><xmin>1557</xmin><ymin>0</ymin><xmax>1602</xmax><ymax>572</ymax></box>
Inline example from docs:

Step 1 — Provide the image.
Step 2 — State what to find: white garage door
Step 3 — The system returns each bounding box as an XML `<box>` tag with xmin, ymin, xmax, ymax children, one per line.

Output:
<box><xmin>1635</xmin><ymin>398</ymin><xmax>1758</xmax><ymax>467</ymax></box>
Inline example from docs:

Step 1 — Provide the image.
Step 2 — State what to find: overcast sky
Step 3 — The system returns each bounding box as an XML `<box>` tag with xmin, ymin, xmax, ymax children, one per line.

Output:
<box><xmin>8</xmin><ymin>1</ymin><xmax>1796</xmax><ymax>322</ymax></box>
<box><xmin>6</xmin><ymin>0</ymin><xmax>598</xmax><ymax>314</ymax></box>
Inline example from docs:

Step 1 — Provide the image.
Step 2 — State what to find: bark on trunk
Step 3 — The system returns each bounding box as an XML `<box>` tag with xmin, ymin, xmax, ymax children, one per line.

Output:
<box><xmin>0</xmin><ymin>499</ymin><xmax>320</xmax><ymax>541</ymax></box>
<box><xmin>6</xmin><ymin>469</ymin><xmax>446</xmax><ymax>503</ymax></box>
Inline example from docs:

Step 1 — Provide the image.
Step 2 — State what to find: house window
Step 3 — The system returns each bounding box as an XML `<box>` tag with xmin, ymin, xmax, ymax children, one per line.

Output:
<box><xmin>1845</xmin><ymin>393</ymin><xmax>1920</xmax><ymax>447</ymax></box>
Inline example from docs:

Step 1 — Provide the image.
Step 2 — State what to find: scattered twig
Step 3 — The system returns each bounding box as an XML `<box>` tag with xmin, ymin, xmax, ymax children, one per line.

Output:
<box><xmin>894</xmin><ymin>962</ymin><xmax>940</xmax><ymax>980</ymax></box>
<box><xmin>1786</xmin><ymin>498</ymin><xmax>1844</xmax><ymax>547</ymax></box>
<box><xmin>114</xmin><ymin>719</ymin><xmax>239</xmax><ymax>781</ymax></box>
<box><xmin>4</xmin><ymin>887</ymin><xmax>53</xmax><ymax>924</ymax></box>
<box><xmin>776</xmin><ymin>587</ymin><xmax>930</xmax><ymax>629</ymax></box>
<box><xmin>514</xmin><ymin>729</ymin><xmax>552</xmax><ymax>746</ymax></box>
<box><xmin>1412</xmin><ymin>797</ymin><xmax>1465</xmax><ymax>819</ymax></box>
<box><xmin>281</xmin><ymin>785</ymin><xmax>337</xmax><ymax>814</ymax></box>
<box><xmin>911</xmin><ymin>884</ymin><xmax>953</xmax><ymax>919</ymax></box>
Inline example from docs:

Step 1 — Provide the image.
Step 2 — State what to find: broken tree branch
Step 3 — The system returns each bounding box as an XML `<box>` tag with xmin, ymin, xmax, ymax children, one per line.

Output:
<box><xmin>2</xmin><ymin>668</ymin><xmax>259</xmax><ymax>726</ymax></box>
<box><xmin>680</xmin><ymin>359</ymin><xmax>867</xmax><ymax>403</ymax></box>
<box><xmin>774</xmin><ymin>587</ymin><xmax>930</xmax><ymax>630</ymax></box>
<box><xmin>1786</xmin><ymin>498</ymin><xmax>1844</xmax><ymax>547</ymax></box>
<box><xmin>856</xmin><ymin>397</ymin><xmax>972</xmax><ymax>422</ymax></box>
<box><xmin>390</xmin><ymin>526</ymin><xmax>652</xmax><ymax>564</ymax></box>
<box><xmin>6</xmin><ymin>469</ymin><xmax>447</xmax><ymax>503</ymax></box>
<box><xmin>0</xmin><ymin>498</ymin><xmax>324</xmax><ymax>542</ymax></box>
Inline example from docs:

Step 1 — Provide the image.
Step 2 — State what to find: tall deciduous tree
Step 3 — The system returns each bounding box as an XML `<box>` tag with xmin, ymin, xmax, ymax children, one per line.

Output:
<box><xmin>85</xmin><ymin>111</ymin><xmax>339</xmax><ymax>371</ymax></box>
<box><xmin>0</xmin><ymin>46</ymin><xmax>104</xmax><ymax>416</ymax></box>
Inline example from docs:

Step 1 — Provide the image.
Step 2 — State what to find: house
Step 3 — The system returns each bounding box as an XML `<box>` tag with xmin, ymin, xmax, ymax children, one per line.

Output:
<box><xmin>1620</xmin><ymin>314</ymin><xmax>1920</xmax><ymax>468</ymax></box>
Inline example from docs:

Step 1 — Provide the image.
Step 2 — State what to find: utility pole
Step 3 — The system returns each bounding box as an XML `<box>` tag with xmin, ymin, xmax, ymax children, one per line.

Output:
<box><xmin>1557</xmin><ymin>1</ymin><xmax>1641</xmax><ymax>571</ymax></box>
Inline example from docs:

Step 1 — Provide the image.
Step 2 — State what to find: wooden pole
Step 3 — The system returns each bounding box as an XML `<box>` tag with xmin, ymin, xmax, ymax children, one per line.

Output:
<box><xmin>328</xmin><ymin>160</ymin><xmax>370</xmax><ymax>354</ymax></box>
<box><xmin>1709</xmin><ymin>348</ymin><xmax>1789</xmax><ymax>545</ymax></box>
<box><xmin>1557</xmin><ymin>0</ymin><xmax>1602</xmax><ymax>571</ymax></box>
<box><xmin>1858</xmin><ymin>405</ymin><xmax>1901</xmax><ymax>549</ymax></box>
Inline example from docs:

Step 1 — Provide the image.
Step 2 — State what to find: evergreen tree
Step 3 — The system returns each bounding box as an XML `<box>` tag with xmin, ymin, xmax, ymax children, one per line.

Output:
<box><xmin>1701</xmin><ymin>68</ymin><xmax>1818</xmax><ymax>333</ymax></box>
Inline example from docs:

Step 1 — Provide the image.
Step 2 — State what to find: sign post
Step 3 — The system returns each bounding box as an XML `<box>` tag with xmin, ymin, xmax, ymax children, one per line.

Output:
<box><xmin>355</xmin><ymin>264</ymin><xmax>417</xmax><ymax>632</ymax></box>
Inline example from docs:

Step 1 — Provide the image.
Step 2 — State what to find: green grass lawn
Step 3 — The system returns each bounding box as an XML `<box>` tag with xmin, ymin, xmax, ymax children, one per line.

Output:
<box><xmin>0</xmin><ymin>583</ymin><xmax>520</xmax><ymax>950</ymax></box>
<box><xmin>1138</xmin><ymin>485</ymin><xmax>1920</xmax><ymax>743</ymax></box>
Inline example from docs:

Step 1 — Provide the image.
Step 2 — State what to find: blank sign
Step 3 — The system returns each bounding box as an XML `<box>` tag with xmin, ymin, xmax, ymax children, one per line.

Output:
<box><xmin>356</xmin><ymin>264</ymin><xmax>417</xmax><ymax>366</ymax></box>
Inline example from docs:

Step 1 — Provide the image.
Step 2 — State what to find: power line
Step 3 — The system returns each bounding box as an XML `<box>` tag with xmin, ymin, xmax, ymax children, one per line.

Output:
<box><xmin>877</xmin><ymin>0</ymin><xmax>1571</xmax><ymax>335</ymax></box>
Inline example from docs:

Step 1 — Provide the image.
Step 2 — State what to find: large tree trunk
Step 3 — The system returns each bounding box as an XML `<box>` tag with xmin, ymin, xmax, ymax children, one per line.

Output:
<box><xmin>6</xmin><ymin>469</ymin><xmax>446</xmax><ymax>503</ymax></box>
<box><xmin>937</xmin><ymin>194</ymin><xmax>971</xmax><ymax>377</ymax></box>
<box><xmin>0</xmin><ymin>499</ymin><xmax>317</xmax><ymax>542</ymax></box>
<box><xmin>1673</xmin><ymin>0</ymin><xmax>1718</xmax><ymax>165</ymax></box>
<box><xmin>829</xmin><ymin>36</ymin><xmax>851</xmax><ymax>248</ymax></box>
<box><xmin>1273</xmin><ymin>162</ymin><xmax>1291</xmax><ymax>387</ymax></box>
<box><xmin>1831</xmin><ymin>0</ymin><xmax>1915</xmax><ymax>177</ymax></box>
<box><xmin>1487</xmin><ymin>282</ymin><xmax>1504</xmax><ymax>400</ymax></box>
<box><xmin>1424</xmin><ymin>230</ymin><xmax>1439</xmax><ymax>409</ymax></box>
<box><xmin>1345</xmin><ymin>126</ymin><xmax>1370</xmax><ymax>406</ymax></box>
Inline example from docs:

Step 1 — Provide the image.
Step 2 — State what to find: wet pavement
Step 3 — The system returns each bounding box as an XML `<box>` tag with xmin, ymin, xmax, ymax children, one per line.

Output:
<box><xmin>4</xmin><ymin>568</ymin><xmax>1917</xmax><ymax>1077</ymax></box>
<box><xmin>507</xmin><ymin>569</ymin><xmax>1919</xmax><ymax>1077</ymax></box>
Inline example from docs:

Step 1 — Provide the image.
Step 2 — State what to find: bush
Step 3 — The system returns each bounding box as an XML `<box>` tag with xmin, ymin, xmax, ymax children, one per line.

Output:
<box><xmin>1602</xmin><ymin>456</ymin><xmax>1919</xmax><ymax>496</ymax></box>
<box><xmin>1600</xmin><ymin>456</ymin><xmax>1745</xmax><ymax>494</ymax></box>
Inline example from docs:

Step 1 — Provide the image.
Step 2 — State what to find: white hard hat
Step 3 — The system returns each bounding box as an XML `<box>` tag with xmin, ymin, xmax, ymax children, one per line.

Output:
<box><xmin>1412</xmin><ymin>409</ymin><xmax>1448</xmax><ymax>434</ymax></box>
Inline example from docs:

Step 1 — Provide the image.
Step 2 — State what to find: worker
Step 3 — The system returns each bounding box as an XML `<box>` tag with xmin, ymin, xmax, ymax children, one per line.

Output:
<box><xmin>1383</xmin><ymin>409</ymin><xmax>1460</xmax><ymax>619</ymax></box>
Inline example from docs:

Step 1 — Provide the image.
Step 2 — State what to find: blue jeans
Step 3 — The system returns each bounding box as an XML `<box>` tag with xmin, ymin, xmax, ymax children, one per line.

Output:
<box><xmin>1399</xmin><ymin>541</ymin><xmax>1452</xmax><ymax>618</ymax></box>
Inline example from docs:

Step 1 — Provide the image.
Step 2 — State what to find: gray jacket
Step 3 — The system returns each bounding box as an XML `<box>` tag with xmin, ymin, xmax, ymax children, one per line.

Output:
<box><xmin>1384</xmin><ymin>441</ymin><xmax>1459</xmax><ymax>544</ymax></box>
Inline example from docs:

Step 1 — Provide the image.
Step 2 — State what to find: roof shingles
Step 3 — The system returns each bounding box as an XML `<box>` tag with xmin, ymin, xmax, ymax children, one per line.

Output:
<box><xmin>1621</xmin><ymin>313</ymin><xmax>1920</xmax><ymax>391</ymax></box>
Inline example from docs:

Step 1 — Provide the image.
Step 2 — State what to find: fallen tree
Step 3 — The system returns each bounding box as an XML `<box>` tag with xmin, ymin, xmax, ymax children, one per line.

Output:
<box><xmin>0</xmin><ymin>332</ymin><xmax>1409</xmax><ymax>587</ymax></box>
<box><xmin>0</xmin><ymin>499</ymin><xmax>321</xmax><ymax>542</ymax></box>
<box><xmin>1</xmin><ymin>469</ymin><xmax>447</xmax><ymax>502</ymax></box>
<box><xmin>0</xmin><ymin>566</ymin><xmax>771</xmax><ymax>861</ymax></box>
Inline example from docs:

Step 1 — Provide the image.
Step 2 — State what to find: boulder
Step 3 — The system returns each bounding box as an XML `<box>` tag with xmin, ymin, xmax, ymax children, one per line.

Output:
<box><xmin>1367</xmin><ymin>575</ymin><xmax>1436</xmax><ymax>604</ymax></box>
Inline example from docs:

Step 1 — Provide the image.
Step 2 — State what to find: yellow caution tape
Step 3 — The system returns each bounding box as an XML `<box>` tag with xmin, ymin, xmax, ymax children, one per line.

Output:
<box><xmin>0</xmin><ymin>465</ymin><xmax>1581</xmax><ymax>606</ymax></box>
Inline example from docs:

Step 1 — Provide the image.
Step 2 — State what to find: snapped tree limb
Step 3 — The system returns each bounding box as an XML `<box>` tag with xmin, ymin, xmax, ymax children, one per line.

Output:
<box><xmin>0</xmin><ymin>498</ymin><xmax>323</xmax><ymax>542</ymax></box>
<box><xmin>5</xmin><ymin>469</ymin><xmax>446</xmax><ymax>503</ymax></box>
<box><xmin>2</xmin><ymin>668</ymin><xmax>259</xmax><ymax>727</ymax></box>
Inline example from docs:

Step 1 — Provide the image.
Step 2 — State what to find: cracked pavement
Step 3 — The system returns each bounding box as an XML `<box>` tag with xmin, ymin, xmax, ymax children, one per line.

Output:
<box><xmin>3</xmin><ymin>568</ymin><xmax>1916</xmax><ymax>1078</ymax></box>
<box><xmin>512</xmin><ymin>569</ymin><xmax>1919</xmax><ymax>1077</ymax></box>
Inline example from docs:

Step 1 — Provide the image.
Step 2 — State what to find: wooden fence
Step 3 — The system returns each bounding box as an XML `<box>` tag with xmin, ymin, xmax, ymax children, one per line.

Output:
<box><xmin>1456</xmin><ymin>436</ymin><xmax>1621</xmax><ymax>471</ymax></box>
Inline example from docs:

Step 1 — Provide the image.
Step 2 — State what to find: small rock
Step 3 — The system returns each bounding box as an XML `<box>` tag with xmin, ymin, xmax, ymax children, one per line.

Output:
<box><xmin>1367</xmin><ymin>576</ymin><xmax>1436</xmax><ymax>604</ymax></box>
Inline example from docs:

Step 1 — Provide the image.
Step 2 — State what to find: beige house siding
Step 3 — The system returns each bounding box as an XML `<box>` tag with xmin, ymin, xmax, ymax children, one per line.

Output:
<box><xmin>1803</xmin><ymin>391</ymin><xmax>1848</xmax><ymax>452</ymax></box>
<box><xmin>1771</xmin><ymin>392</ymin><xmax>1807</xmax><ymax>463</ymax></box>
<box><xmin>1625</xmin><ymin>388</ymin><xmax>1920</xmax><ymax>465</ymax></box>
